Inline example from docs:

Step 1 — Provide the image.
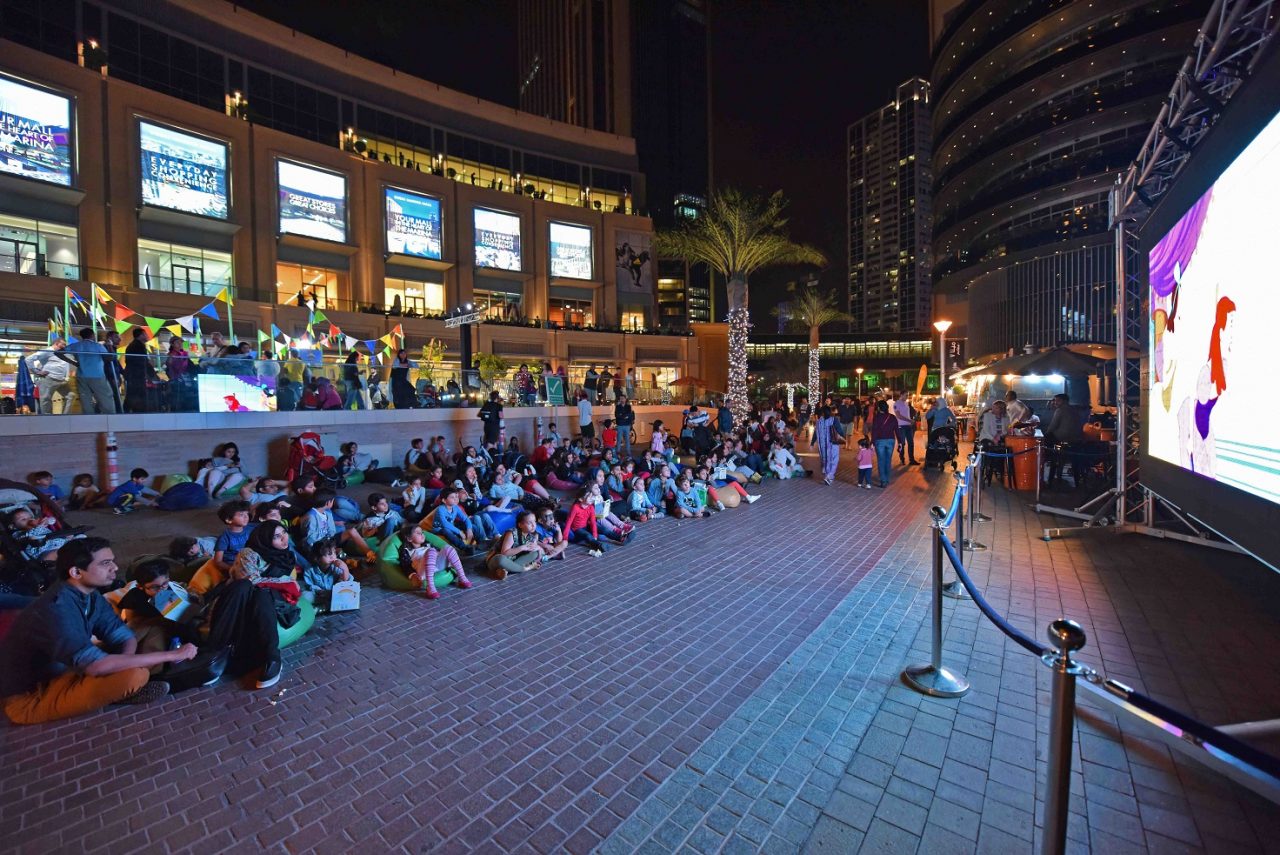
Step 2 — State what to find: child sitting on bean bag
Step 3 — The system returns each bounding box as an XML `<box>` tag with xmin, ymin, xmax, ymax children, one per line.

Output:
<box><xmin>397</xmin><ymin>522</ymin><xmax>471</xmax><ymax>600</ymax></box>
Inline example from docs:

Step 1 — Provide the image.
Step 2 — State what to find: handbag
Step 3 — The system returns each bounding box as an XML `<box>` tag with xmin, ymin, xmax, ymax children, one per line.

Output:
<box><xmin>829</xmin><ymin>424</ymin><xmax>843</xmax><ymax>445</ymax></box>
<box><xmin>161</xmin><ymin>644</ymin><xmax>231</xmax><ymax>693</ymax></box>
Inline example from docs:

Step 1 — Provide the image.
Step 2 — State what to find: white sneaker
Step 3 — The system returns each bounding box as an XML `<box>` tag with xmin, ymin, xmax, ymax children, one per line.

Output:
<box><xmin>715</xmin><ymin>502</ymin><xmax>726</xmax><ymax>512</ymax></box>
<box><xmin>588</xmin><ymin>549</ymin><xmax>603</xmax><ymax>557</ymax></box>
<box><xmin>744</xmin><ymin>494</ymin><xmax>760</xmax><ymax>504</ymax></box>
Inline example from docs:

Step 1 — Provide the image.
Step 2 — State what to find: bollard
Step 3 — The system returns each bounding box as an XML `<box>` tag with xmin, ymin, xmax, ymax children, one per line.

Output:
<box><xmin>902</xmin><ymin>508</ymin><xmax>971</xmax><ymax>698</ymax></box>
<box><xmin>972</xmin><ymin>449</ymin><xmax>992</xmax><ymax>522</ymax></box>
<box><xmin>960</xmin><ymin>455</ymin><xmax>987</xmax><ymax>553</ymax></box>
<box><xmin>1041</xmin><ymin>619</ymin><xmax>1086</xmax><ymax>855</ymax></box>
<box><xmin>1035</xmin><ymin>441</ymin><xmax>1043</xmax><ymax>506</ymax></box>
<box><xmin>104</xmin><ymin>430</ymin><xmax>120</xmax><ymax>490</ymax></box>
<box><xmin>943</xmin><ymin>468</ymin><xmax>972</xmax><ymax>601</ymax></box>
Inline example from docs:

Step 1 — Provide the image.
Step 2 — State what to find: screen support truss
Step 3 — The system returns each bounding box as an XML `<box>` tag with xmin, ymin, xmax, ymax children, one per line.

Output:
<box><xmin>1043</xmin><ymin>0</ymin><xmax>1278</xmax><ymax>546</ymax></box>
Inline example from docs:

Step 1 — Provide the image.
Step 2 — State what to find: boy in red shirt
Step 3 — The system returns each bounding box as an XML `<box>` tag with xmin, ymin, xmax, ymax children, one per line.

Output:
<box><xmin>601</xmin><ymin>419</ymin><xmax>618</xmax><ymax>450</ymax></box>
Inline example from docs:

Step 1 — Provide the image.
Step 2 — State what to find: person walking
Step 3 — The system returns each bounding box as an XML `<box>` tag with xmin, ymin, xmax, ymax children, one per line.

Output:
<box><xmin>812</xmin><ymin>405</ymin><xmax>844</xmax><ymax>485</ymax></box>
<box><xmin>893</xmin><ymin>391</ymin><xmax>919</xmax><ymax>466</ymax></box>
<box><xmin>869</xmin><ymin>400</ymin><xmax>899</xmax><ymax>488</ymax></box>
<box><xmin>577</xmin><ymin>390</ymin><xmax>595</xmax><ymax>440</ymax></box>
<box><xmin>342</xmin><ymin>351</ymin><xmax>366</xmax><ymax>410</ymax></box>
<box><xmin>26</xmin><ymin>338</ymin><xmax>75</xmax><ymax>414</ymax></box>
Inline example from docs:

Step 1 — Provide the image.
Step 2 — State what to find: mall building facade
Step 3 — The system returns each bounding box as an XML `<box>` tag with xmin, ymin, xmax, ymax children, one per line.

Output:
<box><xmin>928</xmin><ymin>0</ymin><xmax>1207</xmax><ymax>360</ymax></box>
<box><xmin>0</xmin><ymin>0</ymin><xmax>714</xmax><ymax>389</ymax></box>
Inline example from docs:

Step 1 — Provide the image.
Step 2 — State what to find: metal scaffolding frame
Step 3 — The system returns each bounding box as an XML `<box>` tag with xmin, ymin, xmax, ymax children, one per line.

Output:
<box><xmin>1043</xmin><ymin>0</ymin><xmax>1278</xmax><ymax>545</ymax></box>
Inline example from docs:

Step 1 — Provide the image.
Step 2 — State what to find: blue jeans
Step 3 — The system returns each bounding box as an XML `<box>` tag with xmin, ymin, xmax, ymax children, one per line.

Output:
<box><xmin>858</xmin><ymin>467</ymin><xmax>872</xmax><ymax>486</ymax></box>
<box><xmin>470</xmin><ymin>513</ymin><xmax>498</xmax><ymax>540</ymax></box>
<box><xmin>874</xmin><ymin>438</ymin><xmax>896</xmax><ymax>486</ymax></box>
<box><xmin>332</xmin><ymin>495</ymin><xmax>362</xmax><ymax>523</ymax></box>
<box><xmin>896</xmin><ymin>425</ymin><xmax>917</xmax><ymax>462</ymax></box>
<box><xmin>617</xmin><ymin>425</ymin><xmax>632</xmax><ymax>457</ymax></box>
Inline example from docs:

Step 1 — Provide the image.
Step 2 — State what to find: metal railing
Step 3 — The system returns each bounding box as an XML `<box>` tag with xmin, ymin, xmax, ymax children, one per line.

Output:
<box><xmin>903</xmin><ymin>450</ymin><xmax>1280</xmax><ymax>855</ymax></box>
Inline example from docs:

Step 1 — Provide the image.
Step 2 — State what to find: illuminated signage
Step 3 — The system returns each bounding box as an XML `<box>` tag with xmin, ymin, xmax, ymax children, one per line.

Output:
<box><xmin>139</xmin><ymin>120</ymin><xmax>229</xmax><ymax>219</ymax></box>
<box><xmin>385</xmin><ymin>187</ymin><xmax>442</xmax><ymax>259</ymax></box>
<box><xmin>474</xmin><ymin>207</ymin><xmax>522</xmax><ymax>271</ymax></box>
<box><xmin>549</xmin><ymin>221</ymin><xmax>593</xmax><ymax>280</ymax></box>
<box><xmin>0</xmin><ymin>72</ymin><xmax>72</xmax><ymax>186</ymax></box>
<box><xmin>277</xmin><ymin>159</ymin><xmax>347</xmax><ymax>242</ymax></box>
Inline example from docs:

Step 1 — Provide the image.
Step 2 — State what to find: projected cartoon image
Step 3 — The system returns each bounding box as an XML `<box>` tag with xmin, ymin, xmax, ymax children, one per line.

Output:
<box><xmin>1148</xmin><ymin>110</ymin><xmax>1280</xmax><ymax>505</ymax></box>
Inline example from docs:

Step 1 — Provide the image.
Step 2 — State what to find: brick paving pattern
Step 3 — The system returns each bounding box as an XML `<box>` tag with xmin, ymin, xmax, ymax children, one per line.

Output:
<box><xmin>4</xmin><ymin>447</ymin><xmax>1279</xmax><ymax>854</ymax></box>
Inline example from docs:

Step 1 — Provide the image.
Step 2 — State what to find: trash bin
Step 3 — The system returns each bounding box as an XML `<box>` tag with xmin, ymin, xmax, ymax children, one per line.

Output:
<box><xmin>1006</xmin><ymin>435</ymin><xmax>1039</xmax><ymax>491</ymax></box>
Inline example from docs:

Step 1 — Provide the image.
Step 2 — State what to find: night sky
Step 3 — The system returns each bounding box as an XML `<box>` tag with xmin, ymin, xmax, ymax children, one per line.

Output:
<box><xmin>235</xmin><ymin>0</ymin><xmax>929</xmax><ymax>318</ymax></box>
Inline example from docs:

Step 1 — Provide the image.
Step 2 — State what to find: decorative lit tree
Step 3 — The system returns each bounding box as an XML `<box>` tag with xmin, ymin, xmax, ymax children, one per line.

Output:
<box><xmin>772</xmin><ymin>283</ymin><xmax>852</xmax><ymax>403</ymax></box>
<box><xmin>655</xmin><ymin>189</ymin><xmax>825</xmax><ymax>425</ymax></box>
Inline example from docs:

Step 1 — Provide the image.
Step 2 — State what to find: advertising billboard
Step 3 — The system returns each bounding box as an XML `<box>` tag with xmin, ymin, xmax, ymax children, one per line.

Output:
<box><xmin>139</xmin><ymin>120</ymin><xmax>229</xmax><ymax>219</ymax></box>
<box><xmin>549</xmin><ymin>221</ymin><xmax>593</xmax><ymax>280</ymax></box>
<box><xmin>0</xmin><ymin>72</ymin><xmax>72</xmax><ymax>186</ymax></box>
<box><xmin>615</xmin><ymin>229</ymin><xmax>654</xmax><ymax>294</ymax></box>
<box><xmin>277</xmin><ymin>159</ymin><xmax>347</xmax><ymax>242</ymax></box>
<box><xmin>385</xmin><ymin>187</ymin><xmax>442</xmax><ymax>259</ymax></box>
<box><xmin>474</xmin><ymin>207</ymin><xmax>522</xmax><ymax>271</ymax></box>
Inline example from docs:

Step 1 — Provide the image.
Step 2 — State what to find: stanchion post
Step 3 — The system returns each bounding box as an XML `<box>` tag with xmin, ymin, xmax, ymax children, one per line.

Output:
<box><xmin>1036</xmin><ymin>441</ymin><xmax>1043</xmax><ymax>506</ymax></box>
<box><xmin>1042</xmin><ymin>618</ymin><xmax>1086</xmax><ymax>855</ymax></box>
<box><xmin>943</xmin><ymin>467</ymin><xmax>972</xmax><ymax>600</ymax></box>
<box><xmin>902</xmin><ymin>508</ymin><xmax>971</xmax><ymax>697</ymax></box>
<box><xmin>961</xmin><ymin>454</ymin><xmax>987</xmax><ymax>553</ymax></box>
<box><xmin>973</xmin><ymin>448</ymin><xmax>991</xmax><ymax>522</ymax></box>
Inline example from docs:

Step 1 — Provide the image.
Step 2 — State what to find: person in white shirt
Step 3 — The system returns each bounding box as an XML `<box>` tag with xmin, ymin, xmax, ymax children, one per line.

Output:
<box><xmin>27</xmin><ymin>339</ymin><xmax>75</xmax><ymax>414</ymax></box>
<box><xmin>978</xmin><ymin>400</ymin><xmax>1009</xmax><ymax>444</ymax></box>
<box><xmin>892</xmin><ymin>392</ymin><xmax>919</xmax><ymax>465</ymax></box>
<box><xmin>577</xmin><ymin>391</ymin><xmax>595</xmax><ymax>440</ymax></box>
<box><xmin>1004</xmin><ymin>391</ymin><xmax>1031</xmax><ymax>430</ymax></box>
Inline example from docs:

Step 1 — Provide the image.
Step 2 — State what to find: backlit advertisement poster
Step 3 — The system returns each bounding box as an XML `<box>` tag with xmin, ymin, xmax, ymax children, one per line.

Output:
<box><xmin>474</xmin><ymin>207</ymin><xmax>522</xmax><ymax>271</ymax></box>
<box><xmin>385</xmin><ymin>187</ymin><xmax>442</xmax><ymax>259</ymax></box>
<box><xmin>1147</xmin><ymin>108</ymin><xmax>1280</xmax><ymax>507</ymax></box>
<box><xmin>139</xmin><ymin>120</ymin><xmax>229</xmax><ymax>219</ymax></box>
<box><xmin>614</xmin><ymin>229</ymin><xmax>653</xmax><ymax>293</ymax></box>
<box><xmin>0</xmin><ymin>73</ymin><xmax>72</xmax><ymax>186</ymax></box>
<box><xmin>277</xmin><ymin>159</ymin><xmax>347</xmax><ymax>242</ymax></box>
<box><xmin>549</xmin><ymin>221</ymin><xmax>593</xmax><ymax>280</ymax></box>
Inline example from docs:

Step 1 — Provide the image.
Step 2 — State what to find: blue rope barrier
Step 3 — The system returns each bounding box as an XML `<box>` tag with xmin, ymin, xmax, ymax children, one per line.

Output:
<box><xmin>940</xmin><ymin>478</ymin><xmax>965</xmax><ymax>528</ymax></box>
<box><xmin>938</xmin><ymin>532</ymin><xmax>1049</xmax><ymax>657</ymax></box>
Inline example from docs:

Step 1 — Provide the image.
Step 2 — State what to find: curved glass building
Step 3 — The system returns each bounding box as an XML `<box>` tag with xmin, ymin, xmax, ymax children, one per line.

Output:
<box><xmin>929</xmin><ymin>0</ymin><xmax>1207</xmax><ymax>358</ymax></box>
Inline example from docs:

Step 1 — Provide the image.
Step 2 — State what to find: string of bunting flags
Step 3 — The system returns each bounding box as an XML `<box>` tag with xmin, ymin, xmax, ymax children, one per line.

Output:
<box><xmin>57</xmin><ymin>285</ymin><xmax>403</xmax><ymax>359</ymax></box>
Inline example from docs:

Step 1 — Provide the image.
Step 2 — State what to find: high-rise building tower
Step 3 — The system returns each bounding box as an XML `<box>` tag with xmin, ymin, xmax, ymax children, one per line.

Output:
<box><xmin>517</xmin><ymin>0</ymin><xmax>632</xmax><ymax>136</ymax></box>
<box><xmin>847</xmin><ymin>78</ymin><xmax>933</xmax><ymax>333</ymax></box>
<box><xmin>930</xmin><ymin>0</ymin><xmax>1207</xmax><ymax>358</ymax></box>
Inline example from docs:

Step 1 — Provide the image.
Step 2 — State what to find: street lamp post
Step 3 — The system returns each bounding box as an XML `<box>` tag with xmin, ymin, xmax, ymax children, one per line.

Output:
<box><xmin>855</xmin><ymin>366</ymin><xmax>864</xmax><ymax>398</ymax></box>
<box><xmin>933</xmin><ymin>320</ymin><xmax>953</xmax><ymax>403</ymax></box>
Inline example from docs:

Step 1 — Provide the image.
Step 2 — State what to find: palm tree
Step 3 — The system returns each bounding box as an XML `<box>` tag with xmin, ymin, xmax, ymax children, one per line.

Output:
<box><xmin>655</xmin><ymin>189</ymin><xmax>825</xmax><ymax>425</ymax></box>
<box><xmin>773</xmin><ymin>283</ymin><xmax>852</xmax><ymax>403</ymax></box>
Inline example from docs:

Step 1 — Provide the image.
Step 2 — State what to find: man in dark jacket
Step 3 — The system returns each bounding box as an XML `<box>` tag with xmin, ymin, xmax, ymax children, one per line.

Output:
<box><xmin>478</xmin><ymin>391</ymin><xmax>504</xmax><ymax>445</ymax></box>
<box><xmin>614</xmin><ymin>395</ymin><xmax>636</xmax><ymax>457</ymax></box>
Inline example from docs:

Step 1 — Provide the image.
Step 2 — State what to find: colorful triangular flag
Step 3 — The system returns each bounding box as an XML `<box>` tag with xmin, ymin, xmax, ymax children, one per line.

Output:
<box><xmin>256</xmin><ymin>329</ymin><xmax>271</xmax><ymax>343</ymax></box>
<box><xmin>363</xmin><ymin>340</ymin><xmax>377</xmax><ymax>352</ymax></box>
<box><xmin>328</xmin><ymin>324</ymin><xmax>340</xmax><ymax>337</ymax></box>
<box><xmin>344</xmin><ymin>335</ymin><xmax>359</xmax><ymax>349</ymax></box>
<box><xmin>66</xmin><ymin>287</ymin><xmax>87</xmax><ymax>308</ymax></box>
<box><xmin>311</xmin><ymin>310</ymin><xmax>328</xmax><ymax>324</ymax></box>
<box><xmin>165</xmin><ymin>323</ymin><xmax>184</xmax><ymax>336</ymax></box>
<box><xmin>175</xmin><ymin>315</ymin><xmax>195</xmax><ymax>334</ymax></box>
<box><xmin>144</xmin><ymin>316</ymin><xmax>165</xmax><ymax>335</ymax></box>
<box><xmin>93</xmin><ymin>284</ymin><xmax>114</xmax><ymax>303</ymax></box>
<box><xmin>113</xmin><ymin>303</ymin><xmax>135</xmax><ymax>322</ymax></box>
<box><xmin>270</xmin><ymin>323</ymin><xmax>283</xmax><ymax>339</ymax></box>
<box><xmin>197</xmin><ymin>303</ymin><xmax>220</xmax><ymax>321</ymax></box>
<box><xmin>113</xmin><ymin>318</ymin><xmax>132</xmax><ymax>334</ymax></box>
<box><xmin>214</xmin><ymin>287</ymin><xmax>233</xmax><ymax>306</ymax></box>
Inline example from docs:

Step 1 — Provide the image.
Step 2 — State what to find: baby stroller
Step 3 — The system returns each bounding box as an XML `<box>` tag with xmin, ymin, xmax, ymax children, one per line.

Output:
<box><xmin>924</xmin><ymin>426</ymin><xmax>959</xmax><ymax>470</ymax></box>
<box><xmin>284</xmin><ymin>431</ymin><xmax>343</xmax><ymax>487</ymax></box>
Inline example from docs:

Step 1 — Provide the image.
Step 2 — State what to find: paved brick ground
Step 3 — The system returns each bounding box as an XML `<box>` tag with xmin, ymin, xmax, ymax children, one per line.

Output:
<box><xmin>4</xmin><ymin>447</ymin><xmax>1279</xmax><ymax>854</ymax></box>
<box><xmin>0</xmin><ymin>447</ymin><xmax>945</xmax><ymax>854</ymax></box>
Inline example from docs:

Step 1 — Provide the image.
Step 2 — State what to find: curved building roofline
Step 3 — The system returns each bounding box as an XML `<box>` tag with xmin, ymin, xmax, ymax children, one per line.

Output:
<box><xmin>106</xmin><ymin>0</ymin><xmax>637</xmax><ymax>167</ymax></box>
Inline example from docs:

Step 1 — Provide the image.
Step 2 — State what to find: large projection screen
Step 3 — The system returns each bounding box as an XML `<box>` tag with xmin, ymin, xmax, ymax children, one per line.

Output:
<box><xmin>0</xmin><ymin>72</ymin><xmax>73</xmax><ymax>186</ymax></box>
<box><xmin>277</xmin><ymin>159</ymin><xmax>347</xmax><ymax>242</ymax></box>
<box><xmin>1141</xmin><ymin>42</ymin><xmax>1280</xmax><ymax>568</ymax></box>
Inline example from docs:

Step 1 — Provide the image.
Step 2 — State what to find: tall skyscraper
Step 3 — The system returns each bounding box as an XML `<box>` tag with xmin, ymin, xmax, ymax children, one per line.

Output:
<box><xmin>847</xmin><ymin>78</ymin><xmax>933</xmax><ymax>334</ymax></box>
<box><xmin>930</xmin><ymin>0</ymin><xmax>1207</xmax><ymax>358</ymax></box>
<box><xmin>517</xmin><ymin>0</ymin><xmax>632</xmax><ymax>135</ymax></box>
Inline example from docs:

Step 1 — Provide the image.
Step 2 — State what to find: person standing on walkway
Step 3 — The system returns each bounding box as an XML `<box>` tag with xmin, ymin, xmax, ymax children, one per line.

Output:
<box><xmin>869</xmin><ymin>400</ymin><xmax>899</xmax><ymax>488</ymax></box>
<box><xmin>27</xmin><ymin>338</ymin><xmax>74</xmax><ymax>414</ymax></box>
<box><xmin>577</xmin><ymin>390</ymin><xmax>595</xmax><ymax>440</ymax></box>
<box><xmin>342</xmin><ymin>351</ymin><xmax>366</xmax><ymax>410</ymax></box>
<box><xmin>389</xmin><ymin>349</ymin><xmax>416</xmax><ymax>409</ymax></box>
<box><xmin>60</xmin><ymin>328</ymin><xmax>117</xmax><ymax>414</ymax></box>
<box><xmin>812</xmin><ymin>405</ymin><xmax>844</xmax><ymax>485</ymax></box>
<box><xmin>614</xmin><ymin>395</ymin><xmax>635</xmax><ymax>457</ymax></box>
<box><xmin>893</xmin><ymin>391</ymin><xmax>919</xmax><ymax>466</ymax></box>
<box><xmin>479</xmin><ymin>391</ymin><xmax>503</xmax><ymax>446</ymax></box>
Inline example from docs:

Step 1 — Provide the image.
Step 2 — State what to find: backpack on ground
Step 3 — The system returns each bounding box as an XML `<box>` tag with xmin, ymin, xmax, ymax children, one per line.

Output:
<box><xmin>157</xmin><ymin>481</ymin><xmax>210</xmax><ymax>511</ymax></box>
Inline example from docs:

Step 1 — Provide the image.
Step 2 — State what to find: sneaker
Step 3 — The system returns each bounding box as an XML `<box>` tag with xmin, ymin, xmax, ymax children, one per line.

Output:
<box><xmin>749</xmin><ymin>473</ymin><xmax>763</xmax><ymax>484</ymax></box>
<box><xmin>112</xmin><ymin>506</ymin><xmax>131</xmax><ymax>515</ymax></box>
<box><xmin>715</xmin><ymin>501</ymin><xmax>726</xmax><ymax>512</ymax></box>
<box><xmin>119</xmin><ymin>680</ymin><xmax>170</xmax><ymax>705</ymax></box>
<box><xmin>588</xmin><ymin>549</ymin><xmax>603</xmax><ymax>557</ymax></box>
<box><xmin>823</xmin><ymin>478</ymin><xmax>833</xmax><ymax>486</ymax></box>
<box><xmin>744</xmin><ymin>494</ymin><xmax>760</xmax><ymax>504</ymax></box>
<box><xmin>256</xmin><ymin>657</ymin><xmax>282</xmax><ymax>689</ymax></box>
<box><xmin>390</xmin><ymin>479</ymin><xmax>406</xmax><ymax>488</ymax></box>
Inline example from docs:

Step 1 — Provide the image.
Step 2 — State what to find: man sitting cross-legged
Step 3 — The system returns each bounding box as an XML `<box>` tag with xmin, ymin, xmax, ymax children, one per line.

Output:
<box><xmin>0</xmin><ymin>537</ymin><xmax>197</xmax><ymax>725</ymax></box>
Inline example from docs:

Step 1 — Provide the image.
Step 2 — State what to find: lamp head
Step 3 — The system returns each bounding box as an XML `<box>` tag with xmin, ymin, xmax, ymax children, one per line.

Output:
<box><xmin>933</xmin><ymin>319</ymin><xmax>953</xmax><ymax>334</ymax></box>
<box><xmin>855</xmin><ymin>367</ymin><xmax>864</xmax><ymax>376</ymax></box>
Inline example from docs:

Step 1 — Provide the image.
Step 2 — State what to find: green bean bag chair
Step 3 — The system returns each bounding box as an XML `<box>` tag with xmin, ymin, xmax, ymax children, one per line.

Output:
<box><xmin>279</xmin><ymin>597</ymin><xmax>316</xmax><ymax>648</ymax></box>
<box><xmin>375</xmin><ymin>532</ymin><xmax>457</xmax><ymax>591</ymax></box>
<box><xmin>343</xmin><ymin>469</ymin><xmax>365</xmax><ymax>486</ymax></box>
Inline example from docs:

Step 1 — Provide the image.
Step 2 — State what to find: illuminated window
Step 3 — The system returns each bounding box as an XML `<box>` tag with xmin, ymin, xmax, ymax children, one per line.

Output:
<box><xmin>0</xmin><ymin>214</ymin><xmax>79</xmax><ymax>279</ymax></box>
<box><xmin>620</xmin><ymin>308</ymin><xmax>647</xmax><ymax>331</ymax></box>
<box><xmin>473</xmin><ymin>288</ymin><xmax>522</xmax><ymax>321</ymax></box>
<box><xmin>138</xmin><ymin>239</ymin><xmax>231</xmax><ymax>297</ymax></box>
<box><xmin>275</xmin><ymin>262</ymin><xmax>346</xmax><ymax>310</ymax></box>
<box><xmin>549</xmin><ymin>297</ymin><xmax>593</xmax><ymax>328</ymax></box>
<box><xmin>384</xmin><ymin>277</ymin><xmax>444</xmax><ymax>316</ymax></box>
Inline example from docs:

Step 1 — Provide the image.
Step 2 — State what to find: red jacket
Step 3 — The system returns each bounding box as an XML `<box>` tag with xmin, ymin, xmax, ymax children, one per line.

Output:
<box><xmin>564</xmin><ymin>503</ymin><xmax>597</xmax><ymax>536</ymax></box>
